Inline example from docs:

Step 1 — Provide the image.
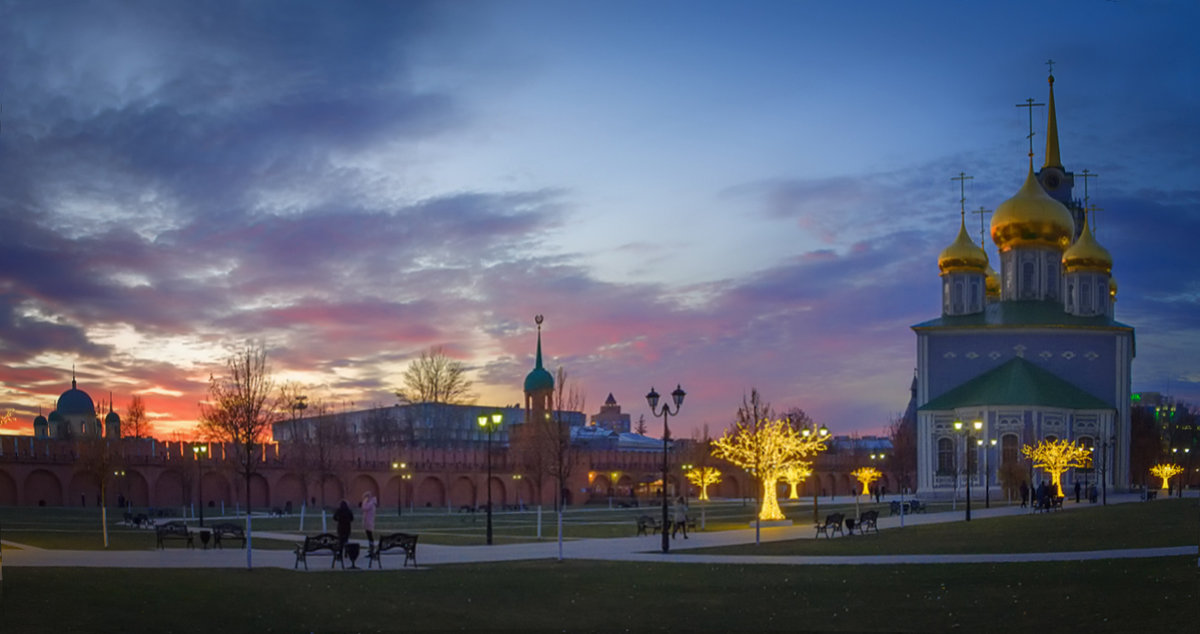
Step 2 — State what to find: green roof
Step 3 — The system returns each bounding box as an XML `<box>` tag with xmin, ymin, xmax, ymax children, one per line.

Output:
<box><xmin>918</xmin><ymin>357</ymin><xmax>1112</xmax><ymax>412</ymax></box>
<box><xmin>912</xmin><ymin>300</ymin><xmax>1133</xmax><ymax>331</ymax></box>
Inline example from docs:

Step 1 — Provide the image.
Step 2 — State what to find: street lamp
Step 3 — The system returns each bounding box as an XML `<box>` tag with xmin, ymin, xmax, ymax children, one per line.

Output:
<box><xmin>192</xmin><ymin>444</ymin><xmax>208</xmax><ymax>527</ymax></box>
<box><xmin>802</xmin><ymin>425</ymin><xmax>830</xmax><ymax>523</ymax></box>
<box><xmin>978</xmin><ymin>438</ymin><xmax>997</xmax><ymax>507</ymax></box>
<box><xmin>391</xmin><ymin>461</ymin><xmax>409</xmax><ymax>517</ymax></box>
<box><xmin>478</xmin><ymin>411</ymin><xmax>503</xmax><ymax>545</ymax></box>
<box><xmin>647</xmin><ymin>384</ymin><xmax>686</xmax><ymax>554</ymax></box>
<box><xmin>954</xmin><ymin>419</ymin><xmax>982</xmax><ymax>521</ymax></box>
<box><xmin>680</xmin><ymin>464</ymin><xmax>693</xmax><ymax>502</ymax></box>
<box><xmin>1099</xmin><ymin>435</ymin><xmax>1115</xmax><ymax>505</ymax></box>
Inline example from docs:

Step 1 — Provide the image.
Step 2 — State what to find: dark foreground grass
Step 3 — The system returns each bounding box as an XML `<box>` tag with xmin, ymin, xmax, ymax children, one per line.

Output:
<box><xmin>690</xmin><ymin>497</ymin><xmax>1198</xmax><ymax>556</ymax></box>
<box><xmin>0</xmin><ymin>557</ymin><xmax>1195</xmax><ymax>633</ymax></box>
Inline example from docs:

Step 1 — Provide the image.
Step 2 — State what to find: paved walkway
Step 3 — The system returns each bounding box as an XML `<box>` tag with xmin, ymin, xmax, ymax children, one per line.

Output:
<box><xmin>2</xmin><ymin>493</ymin><xmax>1194</xmax><ymax>570</ymax></box>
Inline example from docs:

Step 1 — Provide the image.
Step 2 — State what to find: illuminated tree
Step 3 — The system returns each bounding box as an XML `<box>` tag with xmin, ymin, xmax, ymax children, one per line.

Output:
<box><xmin>1149</xmin><ymin>463</ymin><xmax>1184</xmax><ymax>490</ymax></box>
<box><xmin>685</xmin><ymin>466</ymin><xmax>722</xmax><ymax>501</ymax></box>
<box><xmin>712</xmin><ymin>417</ymin><xmax>828</xmax><ymax>521</ymax></box>
<box><xmin>780</xmin><ymin>462</ymin><xmax>812</xmax><ymax>499</ymax></box>
<box><xmin>1021</xmin><ymin>439</ymin><xmax>1091</xmax><ymax>497</ymax></box>
<box><xmin>851</xmin><ymin>466</ymin><xmax>882</xmax><ymax>496</ymax></box>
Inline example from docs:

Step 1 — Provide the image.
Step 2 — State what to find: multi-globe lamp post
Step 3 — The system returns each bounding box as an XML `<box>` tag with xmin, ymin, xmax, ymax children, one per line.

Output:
<box><xmin>954</xmin><ymin>419</ymin><xmax>982</xmax><ymax>521</ymax></box>
<box><xmin>192</xmin><ymin>444</ymin><xmax>207</xmax><ymax>527</ymax></box>
<box><xmin>477</xmin><ymin>411</ymin><xmax>503</xmax><ymax>545</ymax></box>
<box><xmin>978</xmin><ymin>437</ymin><xmax>997</xmax><ymax>508</ymax></box>
<box><xmin>802</xmin><ymin>425</ymin><xmax>830</xmax><ymax>523</ymax></box>
<box><xmin>391</xmin><ymin>461</ymin><xmax>410</xmax><ymax>517</ymax></box>
<box><xmin>646</xmin><ymin>384</ymin><xmax>685</xmax><ymax>555</ymax></box>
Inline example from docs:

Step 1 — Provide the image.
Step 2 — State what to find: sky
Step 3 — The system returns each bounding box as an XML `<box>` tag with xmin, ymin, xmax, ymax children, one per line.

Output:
<box><xmin>0</xmin><ymin>1</ymin><xmax>1197</xmax><ymax>440</ymax></box>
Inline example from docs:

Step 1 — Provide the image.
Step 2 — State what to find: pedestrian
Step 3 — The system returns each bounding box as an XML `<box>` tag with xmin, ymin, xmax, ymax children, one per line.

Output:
<box><xmin>361</xmin><ymin>491</ymin><xmax>378</xmax><ymax>547</ymax></box>
<box><xmin>1074</xmin><ymin>480</ymin><xmax>1081</xmax><ymax>504</ymax></box>
<box><xmin>333</xmin><ymin>499</ymin><xmax>354</xmax><ymax>554</ymax></box>
<box><xmin>671</xmin><ymin>496</ymin><xmax>689</xmax><ymax>539</ymax></box>
<box><xmin>1019</xmin><ymin>481</ymin><xmax>1029</xmax><ymax>508</ymax></box>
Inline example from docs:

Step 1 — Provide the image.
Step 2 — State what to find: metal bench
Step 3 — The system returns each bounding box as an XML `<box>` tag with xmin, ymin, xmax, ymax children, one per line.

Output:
<box><xmin>210</xmin><ymin>522</ymin><xmax>246</xmax><ymax>549</ymax></box>
<box><xmin>636</xmin><ymin>515</ymin><xmax>662</xmax><ymax>535</ymax></box>
<box><xmin>815</xmin><ymin>512</ymin><xmax>844</xmax><ymax>538</ymax></box>
<box><xmin>155</xmin><ymin>520</ymin><xmax>195</xmax><ymax>549</ymax></box>
<box><xmin>293</xmin><ymin>533</ymin><xmax>345</xmax><ymax>570</ymax></box>
<box><xmin>366</xmin><ymin>532</ymin><xmax>419</xmax><ymax>569</ymax></box>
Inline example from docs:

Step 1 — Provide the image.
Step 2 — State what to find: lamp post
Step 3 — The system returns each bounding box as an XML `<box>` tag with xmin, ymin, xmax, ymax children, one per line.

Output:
<box><xmin>803</xmin><ymin>425</ymin><xmax>830</xmax><ymax>523</ymax></box>
<box><xmin>478</xmin><ymin>412</ymin><xmax>503</xmax><ymax>545</ymax></box>
<box><xmin>681</xmin><ymin>463</ymin><xmax>693</xmax><ymax>502</ymax></box>
<box><xmin>512</xmin><ymin>474</ymin><xmax>523</xmax><ymax>510</ymax></box>
<box><xmin>647</xmin><ymin>384</ymin><xmax>686</xmax><ymax>554</ymax></box>
<box><xmin>391</xmin><ymin>461</ymin><xmax>409</xmax><ymax>517</ymax></box>
<box><xmin>1100</xmin><ymin>435</ymin><xmax>1115</xmax><ymax>505</ymax></box>
<box><xmin>954</xmin><ymin>420</ymin><xmax>982</xmax><ymax>521</ymax></box>
<box><xmin>192</xmin><ymin>444</ymin><xmax>207</xmax><ymax>527</ymax></box>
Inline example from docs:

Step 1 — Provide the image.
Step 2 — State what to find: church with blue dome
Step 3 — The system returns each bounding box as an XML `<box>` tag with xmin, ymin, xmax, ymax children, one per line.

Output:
<box><xmin>32</xmin><ymin>371</ymin><xmax>122</xmax><ymax>440</ymax></box>
<box><xmin>913</xmin><ymin>69</ymin><xmax>1133</xmax><ymax>497</ymax></box>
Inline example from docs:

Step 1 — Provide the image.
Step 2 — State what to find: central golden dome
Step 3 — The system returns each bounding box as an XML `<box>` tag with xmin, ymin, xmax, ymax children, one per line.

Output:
<box><xmin>991</xmin><ymin>167</ymin><xmax>1075</xmax><ymax>252</ymax></box>
<box><xmin>1062</xmin><ymin>217</ymin><xmax>1112</xmax><ymax>273</ymax></box>
<box><xmin>938</xmin><ymin>216</ymin><xmax>988</xmax><ymax>275</ymax></box>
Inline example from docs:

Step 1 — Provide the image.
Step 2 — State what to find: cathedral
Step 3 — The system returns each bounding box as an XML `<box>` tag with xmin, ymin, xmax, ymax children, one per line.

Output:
<box><xmin>912</xmin><ymin>70</ymin><xmax>1133</xmax><ymax>497</ymax></box>
<box><xmin>31</xmin><ymin>371</ymin><xmax>122</xmax><ymax>440</ymax></box>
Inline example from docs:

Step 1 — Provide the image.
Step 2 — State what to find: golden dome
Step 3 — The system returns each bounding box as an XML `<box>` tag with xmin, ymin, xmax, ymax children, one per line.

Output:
<box><xmin>1109</xmin><ymin>276</ymin><xmax>1118</xmax><ymax>302</ymax></box>
<box><xmin>1062</xmin><ymin>217</ymin><xmax>1112</xmax><ymax>273</ymax></box>
<box><xmin>990</xmin><ymin>166</ymin><xmax>1075</xmax><ymax>252</ymax></box>
<box><xmin>985</xmin><ymin>262</ymin><xmax>1000</xmax><ymax>298</ymax></box>
<box><xmin>938</xmin><ymin>215</ymin><xmax>988</xmax><ymax>275</ymax></box>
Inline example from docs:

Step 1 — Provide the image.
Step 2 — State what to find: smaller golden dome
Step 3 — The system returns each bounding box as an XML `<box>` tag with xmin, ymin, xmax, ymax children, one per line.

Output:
<box><xmin>985</xmin><ymin>263</ymin><xmax>1000</xmax><ymax>298</ymax></box>
<box><xmin>991</xmin><ymin>166</ymin><xmax>1075</xmax><ymax>252</ymax></box>
<box><xmin>1109</xmin><ymin>276</ymin><xmax>1118</xmax><ymax>302</ymax></box>
<box><xmin>1063</xmin><ymin>217</ymin><xmax>1112</xmax><ymax>273</ymax></box>
<box><xmin>938</xmin><ymin>215</ymin><xmax>988</xmax><ymax>275</ymax></box>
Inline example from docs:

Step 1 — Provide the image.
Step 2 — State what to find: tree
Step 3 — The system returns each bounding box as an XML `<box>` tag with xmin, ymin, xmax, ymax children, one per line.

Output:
<box><xmin>851</xmin><ymin>466</ymin><xmax>882</xmax><ymax>496</ymax></box>
<box><xmin>198</xmin><ymin>343</ymin><xmax>283</xmax><ymax>518</ymax></box>
<box><xmin>76</xmin><ymin>436</ymin><xmax>124</xmax><ymax>547</ymax></box>
<box><xmin>685</xmin><ymin>466</ymin><xmax>722</xmax><ymax>501</ymax></box>
<box><xmin>395</xmin><ymin>346</ymin><xmax>475</xmax><ymax>404</ymax></box>
<box><xmin>887</xmin><ymin>413</ymin><xmax>917</xmax><ymax>493</ymax></box>
<box><xmin>1149</xmin><ymin>463</ymin><xmax>1183</xmax><ymax>490</ymax></box>
<box><xmin>634</xmin><ymin>414</ymin><xmax>647</xmax><ymax>436</ymax></box>
<box><xmin>0</xmin><ymin>408</ymin><xmax>14</xmax><ymax>431</ymax></box>
<box><xmin>780</xmin><ymin>462</ymin><xmax>811</xmax><ymax>499</ymax></box>
<box><xmin>1022</xmin><ymin>439</ymin><xmax>1091</xmax><ymax>497</ymax></box>
<box><xmin>712</xmin><ymin>391</ymin><xmax>828</xmax><ymax>521</ymax></box>
<box><xmin>124</xmin><ymin>395</ymin><xmax>151</xmax><ymax>439</ymax></box>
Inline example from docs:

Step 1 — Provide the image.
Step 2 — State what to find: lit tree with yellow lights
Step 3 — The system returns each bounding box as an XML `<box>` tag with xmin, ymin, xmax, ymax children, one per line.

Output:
<box><xmin>851</xmin><ymin>466</ymin><xmax>882</xmax><ymax>496</ymax></box>
<box><xmin>1149</xmin><ymin>463</ymin><xmax>1184</xmax><ymax>491</ymax></box>
<box><xmin>780</xmin><ymin>462</ymin><xmax>812</xmax><ymax>499</ymax></box>
<box><xmin>1021</xmin><ymin>439</ymin><xmax>1091</xmax><ymax>497</ymax></box>
<box><xmin>712</xmin><ymin>416</ymin><xmax>828</xmax><ymax>521</ymax></box>
<box><xmin>685</xmin><ymin>466</ymin><xmax>722</xmax><ymax>501</ymax></box>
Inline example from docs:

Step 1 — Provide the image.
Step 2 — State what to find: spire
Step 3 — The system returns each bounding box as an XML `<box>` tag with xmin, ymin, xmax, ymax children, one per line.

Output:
<box><xmin>109</xmin><ymin>391</ymin><xmax>114</xmax><ymax>414</ymax></box>
<box><xmin>534</xmin><ymin>314</ymin><xmax>545</xmax><ymax>370</ymax></box>
<box><xmin>72</xmin><ymin>364</ymin><xmax>77</xmax><ymax>390</ymax></box>
<box><xmin>1044</xmin><ymin>63</ymin><xmax>1063</xmax><ymax>169</ymax></box>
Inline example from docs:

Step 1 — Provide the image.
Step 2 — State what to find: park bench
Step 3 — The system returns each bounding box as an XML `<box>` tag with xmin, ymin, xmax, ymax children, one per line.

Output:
<box><xmin>366</xmin><ymin>532</ymin><xmax>419</xmax><ymax>569</ymax></box>
<box><xmin>814</xmin><ymin>512</ymin><xmax>844</xmax><ymax>539</ymax></box>
<box><xmin>293</xmin><ymin>533</ymin><xmax>345</xmax><ymax>570</ymax></box>
<box><xmin>636</xmin><ymin>515</ymin><xmax>663</xmax><ymax>535</ymax></box>
<box><xmin>155</xmin><ymin>520</ymin><xmax>195</xmax><ymax>549</ymax></box>
<box><xmin>1144</xmin><ymin>490</ymin><xmax>1157</xmax><ymax>501</ymax></box>
<box><xmin>210</xmin><ymin>522</ymin><xmax>246</xmax><ymax>549</ymax></box>
<box><xmin>907</xmin><ymin>500</ymin><xmax>926</xmax><ymax>513</ymax></box>
<box><xmin>856</xmin><ymin>509</ymin><xmax>879</xmax><ymax>535</ymax></box>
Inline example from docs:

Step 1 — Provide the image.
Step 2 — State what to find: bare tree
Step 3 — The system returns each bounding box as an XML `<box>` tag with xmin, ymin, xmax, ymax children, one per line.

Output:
<box><xmin>76</xmin><ymin>436</ymin><xmax>124</xmax><ymax>547</ymax></box>
<box><xmin>634</xmin><ymin>414</ymin><xmax>648</xmax><ymax>436</ymax></box>
<box><xmin>198</xmin><ymin>342</ymin><xmax>283</xmax><ymax>518</ymax></box>
<box><xmin>395</xmin><ymin>346</ymin><xmax>475</xmax><ymax>404</ymax></box>
<box><xmin>124</xmin><ymin>395</ymin><xmax>151</xmax><ymax>439</ymax></box>
<box><xmin>887</xmin><ymin>413</ymin><xmax>916</xmax><ymax>493</ymax></box>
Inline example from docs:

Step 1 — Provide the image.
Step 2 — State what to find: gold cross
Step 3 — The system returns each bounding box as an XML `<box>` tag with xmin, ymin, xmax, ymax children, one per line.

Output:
<box><xmin>1079</xmin><ymin>169</ymin><xmax>1099</xmax><ymax>207</ymax></box>
<box><xmin>1015</xmin><ymin>98</ymin><xmax>1046</xmax><ymax>161</ymax></box>
<box><xmin>971</xmin><ymin>206</ymin><xmax>992</xmax><ymax>245</ymax></box>
<box><xmin>951</xmin><ymin>172</ymin><xmax>974</xmax><ymax>217</ymax></box>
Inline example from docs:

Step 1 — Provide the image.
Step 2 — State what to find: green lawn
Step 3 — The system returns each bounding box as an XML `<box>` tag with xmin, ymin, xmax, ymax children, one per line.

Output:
<box><xmin>0</xmin><ymin>558</ymin><xmax>1194</xmax><ymax>633</ymax></box>
<box><xmin>686</xmin><ymin>497</ymin><xmax>1199</xmax><ymax>556</ymax></box>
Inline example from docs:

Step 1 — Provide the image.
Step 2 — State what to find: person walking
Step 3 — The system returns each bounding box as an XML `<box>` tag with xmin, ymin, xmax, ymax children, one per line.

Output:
<box><xmin>1019</xmin><ymin>481</ymin><xmax>1029</xmax><ymax>508</ymax></box>
<box><xmin>361</xmin><ymin>491</ymin><xmax>378</xmax><ymax>548</ymax></box>
<box><xmin>671</xmin><ymin>496</ymin><xmax>689</xmax><ymax>539</ymax></box>
<box><xmin>333</xmin><ymin>499</ymin><xmax>354</xmax><ymax>554</ymax></box>
<box><xmin>1074</xmin><ymin>480</ymin><xmax>1081</xmax><ymax>504</ymax></box>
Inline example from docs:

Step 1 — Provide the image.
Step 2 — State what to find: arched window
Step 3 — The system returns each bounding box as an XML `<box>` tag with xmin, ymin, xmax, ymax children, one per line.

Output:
<box><xmin>1021</xmin><ymin>261</ymin><xmax>1036</xmax><ymax>297</ymax></box>
<box><xmin>1001</xmin><ymin>434</ymin><xmax>1019</xmax><ymax>465</ymax></box>
<box><xmin>937</xmin><ymin>437</ymin><xmax>954</xmax><ymax>475</ymax></box>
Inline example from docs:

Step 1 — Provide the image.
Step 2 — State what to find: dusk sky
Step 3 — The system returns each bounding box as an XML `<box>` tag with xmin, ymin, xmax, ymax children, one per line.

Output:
<box><xmin>1</xmin><ymin>1</ymin><xmax>1197</xmax><ymax>440</ymax></box>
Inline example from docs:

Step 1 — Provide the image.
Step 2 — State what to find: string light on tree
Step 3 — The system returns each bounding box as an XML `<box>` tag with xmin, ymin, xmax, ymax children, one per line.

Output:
<box><xmin>712</xmin><ymin>418</ymin><xmax>828</xmax><ymax>521</ymax></box>
<box><xmin>780</xmin><ymin>462</ymin><xmax>812</xmax><ymax>500</ymax></box>
<box><xmin>1149</xmin><ymin>463</ymin><xmax>1183</xmax><ymax>491</ymax></box>
<box><xmin>851</xmin><ymin>467</ymin><xmax>883</xmax><ymax>496</ymax></box>
<box><xmin>1021</xmin><ymin>439</ymin><xmax>1091</xmax><ymax>497</ymax></box>
<box><xmin>685</xmin><ymin>466</ymin><xmax>722</xmax><ymax>501</ymax></box>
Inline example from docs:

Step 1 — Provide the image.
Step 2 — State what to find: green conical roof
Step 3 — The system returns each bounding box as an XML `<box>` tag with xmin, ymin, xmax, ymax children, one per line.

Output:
<box><xmin>919</xmin><ymin>357</ymin><xmax>1111</xmax><ymax>411</ymax></box>
<box><xmin>524</xmin><ymin>320</ymin><xmax>554</xmax><ymax>393</ymax></box>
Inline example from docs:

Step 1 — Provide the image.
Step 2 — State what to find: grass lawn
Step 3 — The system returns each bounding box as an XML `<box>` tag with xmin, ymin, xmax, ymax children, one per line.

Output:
<box><xmin>0</xmin><ymin>558</ymin><xmax>1195</xmax><ymax>633</ymax></box>
<box><xmin>685</xmin><ymin>497</ymin><xmax>1198</xmax><ymax>556</ymax></box>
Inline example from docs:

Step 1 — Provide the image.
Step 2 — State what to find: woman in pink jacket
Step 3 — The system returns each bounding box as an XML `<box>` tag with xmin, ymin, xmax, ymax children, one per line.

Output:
<box><xmin>361</xmin><ymin>491</ymin><xmax>378</xmax><ymax>547</ymax></box>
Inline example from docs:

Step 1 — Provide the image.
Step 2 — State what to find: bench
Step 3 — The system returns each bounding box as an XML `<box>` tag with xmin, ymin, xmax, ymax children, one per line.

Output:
<box><xmin>155</xmin><ymin>520</ymin><xmax>195</xmax><ymax>549</ymax></box>
<box><xmin>636</xmin><ymin>515</ymin><xmax>663</xmax><ymax>536</ymax></box>
<box><xmin>856</xmin><ymin>510</ymin><xmax>879</xmax><ymax>535</ymax></box>
<box><xmin>1144</xmin><ymin>490</ymin><xmax>1158</xmax><ymax>501</ymax></box>
<box><xmin>366</xmin><ymin>532</ymin><xmax>419</xmax><ymax>569</ymax></box>
<box><xmin>294</xmin><ymin>533</ymin><xmax>345</xmax><ymax>570</ymax></box>
<box><xmin>210</xmin><ymin>522</ymin><xmax>246</xmax><ymax>549</ymax></box>
<box><xmin>815</xmin><ymin>512</ymin><xmax>844</xmax><ymax>539</ymax></box>
<box><xmin>907</xmin><ymin>500</ymin><xmax>926</xmax><ymax>513</ymax></box>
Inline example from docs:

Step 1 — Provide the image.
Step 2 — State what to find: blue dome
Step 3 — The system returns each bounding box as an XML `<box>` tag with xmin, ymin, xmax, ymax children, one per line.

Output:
<box><xmin>524</xmin><ymin>367</ymin><xmax>555</xmax><ymax>393</ymax></box>
<box><xmin>57</xmin><ymin>386</ymin><xmax>96</xmax><ymax>416</ymax></box>
<box><xmin>48</xmin><ymin>411</ymin><xmax>64</xmax><ymax>422</ymax></box>
<box><xmin>34</xmin><ymin>414</ymin><xmax>48</xmax><ymax>426</ymax></box>
<box><xmin>105</xmin><ymin>410</ymin><xmax>120</xmax><ymax>425</ymax></box>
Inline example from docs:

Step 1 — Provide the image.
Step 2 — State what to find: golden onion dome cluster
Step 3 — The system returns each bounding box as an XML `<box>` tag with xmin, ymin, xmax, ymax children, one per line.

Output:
<box><xmin>1062</xmin><ymin>218</ymin><xmax>1112</xmax><ymax>274</ymax></box>
<box><xmin>991</xmin><ymin>167</ymin><xmax>1075</xmax><ymax>252</ymax></box>
<box><xmin>938</xmin><ymin>217</ymin><xmax>989</xmax><ymax>275</ymax></box>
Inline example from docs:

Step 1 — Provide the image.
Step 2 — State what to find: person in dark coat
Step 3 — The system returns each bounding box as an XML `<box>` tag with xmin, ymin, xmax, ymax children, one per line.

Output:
<box><xmin>1074</xmin><ymin>480</ymin><xmax>1081</xmax><ymax>503</ymax></box>
<box><xmin>333</xmin><ymin>500</ymin><xmax>354</xmax><ymax>553</ymax></box>
<box><xmin>1019</xmin><ymin>481</ymin><xmax>1029</xmax><ymax>508</ymax></box>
